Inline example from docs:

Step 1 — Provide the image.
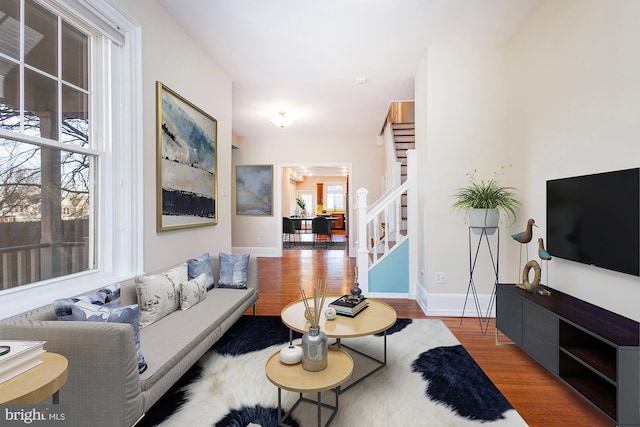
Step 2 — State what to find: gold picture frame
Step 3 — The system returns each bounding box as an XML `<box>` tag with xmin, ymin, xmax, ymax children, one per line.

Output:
<box><xmin>156</xmin><ymin>82</ymin><xmax>218</xmax><ymax>231</ymax></box>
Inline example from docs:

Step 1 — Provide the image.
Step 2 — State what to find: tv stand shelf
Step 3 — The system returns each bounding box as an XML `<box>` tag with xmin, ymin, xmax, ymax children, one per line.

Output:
<box><xmin>496</xmin><ymin>283</ymin><xmax>639</xmax><ymax>426</ymax></box>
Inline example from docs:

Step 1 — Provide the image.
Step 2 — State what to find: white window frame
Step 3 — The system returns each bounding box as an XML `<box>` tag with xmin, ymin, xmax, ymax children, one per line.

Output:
<box><xmin>0</xmin><ymin>0</ymin><xmax>142</xmax><ymax>319</ymax></box>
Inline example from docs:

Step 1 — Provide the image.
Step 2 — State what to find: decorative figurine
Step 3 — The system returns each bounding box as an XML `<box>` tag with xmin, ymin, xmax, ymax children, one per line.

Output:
<box><xmin>512</xmin><ymin>218</ymin><xmax>537</xmax><ymax>282</ymax></box>
<box><xmin>350</xmin><ymin>267</ymin><xmax>363</xmax><ymax>300</ymax></box>
<box><xmin>324</xmin><ymin>307</ymin><xmax>336</xmax><ymax>320</ymax></box>
<box><xmin>537</xmin><ymin>237</ymin><xmax>552</xmax><ymax>294</ymax></box>
<box><xmin>511</xmin><ymin>218</ymin><xmax>537</xmax><ymax>244</ymax></box>
<box><xmin>537</xmin><ymin>238</ymin><xmax>552</xmax><ymax>260</ymax></box>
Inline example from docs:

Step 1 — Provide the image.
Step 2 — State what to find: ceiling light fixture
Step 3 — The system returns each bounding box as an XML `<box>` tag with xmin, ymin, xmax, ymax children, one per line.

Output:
<box><xmin>271</xmin><ymin>111</ymin><xmax>293</xmax><ymax>128</ymax></box>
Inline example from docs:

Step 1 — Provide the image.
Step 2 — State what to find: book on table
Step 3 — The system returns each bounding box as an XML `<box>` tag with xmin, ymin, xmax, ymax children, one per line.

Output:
<box><xmin>333</xmin><ymin>303</ymin><xmax>369</xmax><ymax>317</ymax></box>
<box><xmin>0</xmin><ymin>340</ymin><xmax>46</xmax><ymax>384</ymax></box>
<box><xmin>328</xmin><ymin>295</ymin><xmax>368</xmax><ymax>314</ymax></box>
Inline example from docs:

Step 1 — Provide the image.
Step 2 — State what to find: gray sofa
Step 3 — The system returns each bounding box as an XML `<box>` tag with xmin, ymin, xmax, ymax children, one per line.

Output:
<box><xmin>0</xmin><ymin>255</ymin><xmax>258</xmax><ymax>427</ymax></box>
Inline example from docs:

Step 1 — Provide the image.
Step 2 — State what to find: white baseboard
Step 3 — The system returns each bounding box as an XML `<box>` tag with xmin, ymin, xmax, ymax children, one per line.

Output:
<box><xmin>367</xmin><ymin>292</ymin><xmax>409</xmax><ymax>299</ymax></box>
<box><xmin>424</xmin><ymin>292</ymin><xmax>496</xmax><ymax>318</ymax></box>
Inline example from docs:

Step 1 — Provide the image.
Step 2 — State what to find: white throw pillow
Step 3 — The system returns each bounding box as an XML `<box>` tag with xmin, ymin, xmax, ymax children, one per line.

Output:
<box><xmin>180</xmin><ymin>273</ymin><xmax>207</xmax><ymax>310</ymax></box>
<box><xmin>136</xmin><ymin>263</ymin><xmax>187</xmax><ymax>327</ymax></box>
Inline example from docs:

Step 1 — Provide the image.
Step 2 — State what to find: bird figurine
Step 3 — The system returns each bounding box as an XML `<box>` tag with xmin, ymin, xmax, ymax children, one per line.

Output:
<box><xmin>511</xmin><ymin>218</ymin><xmax>537</xmax><ymax>244</ymax></box>
<box><xmin>538</xmin><ymin>238</ymin><xmax>552</xmax><ymax>260</ymax></box>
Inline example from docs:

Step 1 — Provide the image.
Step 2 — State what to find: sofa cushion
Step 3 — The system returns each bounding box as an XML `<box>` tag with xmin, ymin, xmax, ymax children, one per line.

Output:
<box><xmin>218</xmin><ymin>253</ymin><xmax>250</xmax><ymax>289</ymax></box>
<box><xmin>187</xmin><ymin>252</ymin><xmax>215</xmax><ymax>291</ymax></box>
<box><xmin>138</xmin><ymin>286</ymin><xmax>257</xmax><ymax>392</ymax></box>
<box><xmin>136</xmin><ymin>263</ymin><xmax>187</xmax><ymax>327</ymax></box>
<box><xmin>61</xmin><ymin>300</ymin><xmax>147</xmax><ymax>374</ymax></box>
<box><xmin>180</xmin><ymin>273</ymin><xmax>207</xmax><ymax>310</ymax></box>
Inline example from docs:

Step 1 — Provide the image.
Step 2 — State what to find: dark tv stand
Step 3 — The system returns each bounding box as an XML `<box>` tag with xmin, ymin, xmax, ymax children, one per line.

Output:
<box><xmin>496</xmin><ymin>283</ymin><xmax>640</xmax><ymax>426</ymax></box>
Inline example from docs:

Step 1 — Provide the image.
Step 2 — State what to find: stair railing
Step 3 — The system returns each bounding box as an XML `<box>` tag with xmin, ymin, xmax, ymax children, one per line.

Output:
<box><xmin>355</xmin><ymin>180</ymin><xmax>409</xmax><ymax>293</ymax></box>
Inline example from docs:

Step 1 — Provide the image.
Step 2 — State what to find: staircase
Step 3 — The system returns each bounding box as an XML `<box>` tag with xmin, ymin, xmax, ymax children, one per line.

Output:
<box><xmin>393</xmin><ymin>122</ymin><xmax>414</xmax><ymax>235</ymax></box>
<box><xmin>392</xmin><ymin>122</ymin><xmax>415</xmax><ymax>185</ymax></box>
<box><xmin>355</xmin><ymin>104</ymin><xmax>416</xmax><ymax>297</ymax></box>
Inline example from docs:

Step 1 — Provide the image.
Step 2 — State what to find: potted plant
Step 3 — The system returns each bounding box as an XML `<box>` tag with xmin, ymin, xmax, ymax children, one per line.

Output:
<box><xmin>296</xmin><ymin>197</ymin><xmax>307</xmax><ymax>217</ymax></box>
<box><xmin>451</xmin><ymin>167</ymin><xmax>520</xmax><ymax>234</ymax></box>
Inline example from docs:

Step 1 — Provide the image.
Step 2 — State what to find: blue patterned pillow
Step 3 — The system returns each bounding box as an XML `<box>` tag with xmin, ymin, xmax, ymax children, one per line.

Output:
<box><xmin>64</xmin><ymin>301</ymin><xmax>147</xmax><ymax>374</ymax></box>
<box><xmin>188</xmin><ymin>252</ymin><xmax>215</xmax><ymax>291</ymax></box>
<box><xmin>99</xmin><ymin>283</ymin><xmax>121</xmax><ymax>307</ymax></box>
<box><xmin>53</xmin><ymin>283</ymin><xmax>121</xmax><ymax>321</ymax></box>
<box><xmin>218</xmin><ymin>253</ymin><xmax>250</xmax><ymax>289</ymax></box>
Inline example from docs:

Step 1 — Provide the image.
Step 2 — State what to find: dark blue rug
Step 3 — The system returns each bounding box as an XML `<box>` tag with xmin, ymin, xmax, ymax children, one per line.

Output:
<box><xmin>138</xmin><ymin>316</ymin><xmax>525</xmax><ymax>427</ymax></box>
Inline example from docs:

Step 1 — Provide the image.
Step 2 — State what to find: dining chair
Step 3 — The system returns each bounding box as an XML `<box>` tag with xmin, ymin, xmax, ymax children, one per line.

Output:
<box><xmin>311</xmin><ymin>217</ymin><xmax>332</xmax><ymax>248</ymax></box>
<box><xmin>283</xmin><ymin>217</ymin><xmax>298</xmax><ymax>246</ymax></box>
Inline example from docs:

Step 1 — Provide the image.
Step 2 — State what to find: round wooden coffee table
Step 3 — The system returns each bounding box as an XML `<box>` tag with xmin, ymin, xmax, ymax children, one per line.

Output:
<box><xmin>265</xmin><ymin>346</ymin><xmax>353</xmax><ymax>427</ymax></box>
<box><xmin>281</xmin><ymin>296</ymin><xmax>397</xmax><ymax>338</ymax></box>
<box><xmin>0</xmin><ymin>352</ymin><xmax>68</xmax><ymax>404</ymax></box>
<box><xmin>280</xmin><ymin>296</ymin><xmax>396</xmax><ymax>392</ymax></box>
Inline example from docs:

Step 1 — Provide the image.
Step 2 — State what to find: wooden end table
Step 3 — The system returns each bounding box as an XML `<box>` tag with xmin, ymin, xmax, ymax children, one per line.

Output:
<box><xmin>0</xmin><ymin>352</ymin><xmax>68</xmax><ymax>404</ymax></box>
<box><xmin>265</xmin><ymin>346</ymin><xmax>353</xmax><ymax>427</ymax></box>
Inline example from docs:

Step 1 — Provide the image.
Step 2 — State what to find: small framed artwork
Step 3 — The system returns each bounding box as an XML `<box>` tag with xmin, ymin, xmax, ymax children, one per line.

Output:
<box><xmin>235</xmin><ymin>165</ymin><xmax>273</xmax><ymax>216</ymax></box>
<box><xmin>156</xmin><ymin>82</ymin><xmax>217</xmax><ymax>231</ymax></box>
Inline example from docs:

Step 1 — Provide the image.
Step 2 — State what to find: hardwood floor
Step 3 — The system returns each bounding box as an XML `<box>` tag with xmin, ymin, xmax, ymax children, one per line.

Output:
<box><xmin>249</xmin><ymin>246</ymin><xmax>614</xmax><ymax>427</ymax></box>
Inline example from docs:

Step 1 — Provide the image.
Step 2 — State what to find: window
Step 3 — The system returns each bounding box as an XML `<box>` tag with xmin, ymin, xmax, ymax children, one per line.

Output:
<box><xmin>0</xmin><ymin>0</ymin><xmax>94</xmax><ymax>289</ymax></box>
<box><xmin>325</xmin><ymin>184</ymin><xmax>344</xmax><ymax>211</ymax></box>
<box><xmin>0</xmin><ymin>0</ymin><xmax>142</xmax><ymax>318</ymax></box>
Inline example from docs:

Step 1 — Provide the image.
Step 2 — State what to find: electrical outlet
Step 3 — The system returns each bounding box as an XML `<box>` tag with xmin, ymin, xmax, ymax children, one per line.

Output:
<box><xmin>435</xmin><ymin>272</ymin><xmax>447</xmax><ymax>284</ymax></box>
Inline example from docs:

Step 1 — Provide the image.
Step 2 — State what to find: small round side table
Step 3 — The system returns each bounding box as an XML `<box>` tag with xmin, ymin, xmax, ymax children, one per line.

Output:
<box><xmin>0</xmin><ymin>352</ymin><xmax>68</xmax><ymax>404</ymax></box>
<box><xmin>265</xmin><ymin>346</ymin><xmax>353</xmax><ymax>427</ymax></box>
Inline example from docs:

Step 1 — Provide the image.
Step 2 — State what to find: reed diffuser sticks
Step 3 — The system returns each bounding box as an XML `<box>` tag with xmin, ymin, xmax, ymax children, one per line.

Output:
<box><xmin>299</xmin><ymin>278</ymin><xmax>329</xmax><ymax>329</ymax></box>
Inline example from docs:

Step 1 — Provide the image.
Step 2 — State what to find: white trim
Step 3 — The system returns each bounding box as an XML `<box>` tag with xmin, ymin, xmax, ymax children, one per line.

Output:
<box><xmin>424</xmin><ymin>292</ymin><xmax>496</xmax><ymax>318</ymax></box>
<box><xmin>51</xmin><ymin>0</ymin><xmax>129</xmax><ymax>45</ymax></box>
<box><xmin>366</xmin><ymin>292</ymin><xmax>409</xmax><ymax>299</ymax></box>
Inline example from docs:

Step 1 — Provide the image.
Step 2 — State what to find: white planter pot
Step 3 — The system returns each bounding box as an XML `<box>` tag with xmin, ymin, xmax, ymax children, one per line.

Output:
<box><xmin>468</xmin><ymin>209</ymin><xmax>499</xmax><ymax>235</ymax></box>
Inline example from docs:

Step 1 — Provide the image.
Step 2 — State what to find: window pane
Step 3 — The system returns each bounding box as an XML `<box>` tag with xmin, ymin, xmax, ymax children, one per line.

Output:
<box><xmin>62</xmin><ymin>21</ymin><xmax>88</xmax><ymax>90</ymax></box>
<box><xmin>0</xmin><ymin>0</ymin><xmax>20</xmax><ymax>59</ymax></box>
<box><xmin>62</xmin><ymin>84</ymin><xmax>88</xmax><ymax>146</ymax></box>
<box><xmin>25</xmin><ymin>0</ymin><xmax>57</xmax><ymax>76</ymax></box>
<box><xmin>0</xmin><ymin>56</ymin><xmax>19</xmax><ymax>132</ymax></box>
<box><xmin>326</xmin><ymin>184</ymin><xmax>344</xmax><ymax>210</ymax></box>
<box><xmin>0</xmin><ymin>138</ymin><xmax>93</xmax><ymax>289</ymax></box>
<box><xmin>0</xmin><ymin>138</ymin><xmax>41</xmax><ymax>222</ymax></box>
<box><xmin>24</xmin><ymin>68</ymin><xmax>58</xmax><ymax>139</ymax></box>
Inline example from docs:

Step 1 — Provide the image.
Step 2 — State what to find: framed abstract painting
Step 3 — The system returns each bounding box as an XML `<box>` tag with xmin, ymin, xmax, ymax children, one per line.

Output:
<box><xmin>235</xmin><ymin>165</ymin><xmax>273</xmax><ymax>216</ymax></box>
<box><xmin>156</xmin><ymin>82</ymin><xmax>217</xmax><ymax>231</ymax></box>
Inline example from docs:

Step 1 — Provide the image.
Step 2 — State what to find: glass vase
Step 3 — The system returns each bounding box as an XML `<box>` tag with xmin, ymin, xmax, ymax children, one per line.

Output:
<box><xmin>302</xmin><ymin>326</ymin><xmax>328</xmax><ymax>371</ymax></box>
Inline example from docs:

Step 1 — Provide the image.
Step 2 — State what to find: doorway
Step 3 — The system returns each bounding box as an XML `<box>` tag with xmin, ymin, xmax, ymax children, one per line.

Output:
<box><xmin>281</xmin><ymin>163</ymin><xmax>351</xmax><ymax>253</ymax></box>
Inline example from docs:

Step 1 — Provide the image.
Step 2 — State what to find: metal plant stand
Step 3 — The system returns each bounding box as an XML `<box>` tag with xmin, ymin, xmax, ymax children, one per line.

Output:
<box><xmin>461</xmin><ymin>227</ymin><xmax>499</xmax><ymax>335</ymax></box>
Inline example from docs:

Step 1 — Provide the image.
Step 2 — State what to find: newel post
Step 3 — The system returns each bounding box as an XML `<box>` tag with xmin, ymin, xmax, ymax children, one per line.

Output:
<box><xmin>355</xmin><ymin>188</ymin><xmax>369</xmax><ymax>293</ymax></box>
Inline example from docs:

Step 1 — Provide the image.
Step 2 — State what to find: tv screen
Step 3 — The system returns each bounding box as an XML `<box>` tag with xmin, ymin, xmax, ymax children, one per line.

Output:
<box><xmin>546</xmin><ymin>168</ymin><xmax>640</xmax><ymax>277</ymax></box>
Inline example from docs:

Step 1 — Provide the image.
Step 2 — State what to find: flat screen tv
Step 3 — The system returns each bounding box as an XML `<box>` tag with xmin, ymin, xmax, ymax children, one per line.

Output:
<box><xmin>546</xmin><ymin>168</ymin><xmax>640</xmax><ymax>277</ymax></box>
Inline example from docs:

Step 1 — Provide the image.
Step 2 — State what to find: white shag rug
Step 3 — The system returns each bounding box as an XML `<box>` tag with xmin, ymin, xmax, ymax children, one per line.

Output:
<box><xmin>145</xmin><ymin>317</ymin><xmax>528</xmax><ymax>427</ymax></box>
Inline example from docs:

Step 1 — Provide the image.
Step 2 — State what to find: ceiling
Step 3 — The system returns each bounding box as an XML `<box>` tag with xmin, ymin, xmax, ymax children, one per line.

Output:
<box><xmin>156</xmin><ymin>0</ymin><xmax>544</xmax><ymax>140</ymax></box>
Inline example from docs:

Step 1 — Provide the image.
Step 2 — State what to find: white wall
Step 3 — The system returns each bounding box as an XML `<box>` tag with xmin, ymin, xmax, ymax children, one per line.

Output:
<box><xmin>232</xmin><ymin>135</ymin><xmax>384</xmax><ymax>255</ymax></box>
<box><xmin>113</xmin><ymin>0</ymin><xmax>234</xmax><ymax>271</ymax></box>
<box><xmin>505</xmin><ymin>0</ymin><xmax>640</xmax><ymax>321</ymax></box>
<box><xmin>416</xmin><ymin>0</ymin><xmax>640</xmax><ymax>321</ymax></box>
<box><xmin>417</xmin><ymin>46</ymin><xmax>524</xmax><ymax>316</ymax></box>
